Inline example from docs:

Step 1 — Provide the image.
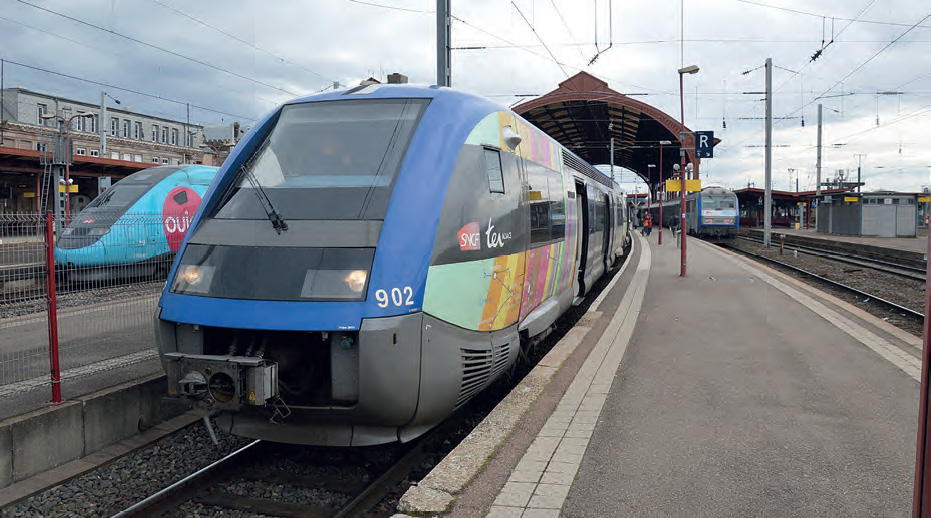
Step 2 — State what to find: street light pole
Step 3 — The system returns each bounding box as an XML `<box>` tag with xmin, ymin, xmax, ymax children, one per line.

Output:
<box><xmin>658</xmin><ymin>139</ymin><xmax>672</xmax><ymax>245</ymax></box>
<box><xmin>678</xmin><ymin>65</ymin><xmax>699</xmax><ymax>277</ymax></box>
<box><xmin>647</xmin><ymin>164</ymin><xmax>656</xmax><ymax>214</ymax></box>
<box><xmin>42</xmin><ymin>112</ymin><xmax>93</xmax><ymax>219</ymax></box>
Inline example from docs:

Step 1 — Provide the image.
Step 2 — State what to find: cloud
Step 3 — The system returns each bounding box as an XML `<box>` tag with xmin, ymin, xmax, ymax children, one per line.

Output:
<box><xmin>2</xmin><ymin>0</ymin><xmax>929</xmax><ymax>191</ymax></box>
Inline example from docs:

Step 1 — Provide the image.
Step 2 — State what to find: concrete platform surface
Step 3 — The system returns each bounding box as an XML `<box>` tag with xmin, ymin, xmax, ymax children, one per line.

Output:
<box><xmin>396</xmin><ymin>228</ymin><xmax>922</xmax><ymax>517</ymax></box>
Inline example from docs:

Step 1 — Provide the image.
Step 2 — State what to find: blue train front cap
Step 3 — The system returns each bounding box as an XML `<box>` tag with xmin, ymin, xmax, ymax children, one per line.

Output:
<box><xmin>158</xmin><ymin>85</ymin><xmax>503</xmax><ymax>331</ymax></box>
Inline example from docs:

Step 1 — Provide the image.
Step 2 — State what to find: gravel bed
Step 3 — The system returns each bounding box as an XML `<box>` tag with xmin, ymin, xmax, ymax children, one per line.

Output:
<box><xmin>1</xmin><ymin>281</ymin><xmax>163</xmax><ymax>320</ymax></box>
<box><xmin>4</xmin><ymin>420</ymin><xmax>252</xmax><ymax>518</ymax></box>
<box><xmin>730</xmin><ymin>239</ymin><xmax>925</xmax><ymax>337</ymax></box>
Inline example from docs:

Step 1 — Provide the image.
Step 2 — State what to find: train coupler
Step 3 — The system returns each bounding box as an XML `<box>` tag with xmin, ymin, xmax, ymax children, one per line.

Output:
<box><xmin>165</xmin><ymin>353</ymin><xmax>279</xmax><ymax>411</ymax></box>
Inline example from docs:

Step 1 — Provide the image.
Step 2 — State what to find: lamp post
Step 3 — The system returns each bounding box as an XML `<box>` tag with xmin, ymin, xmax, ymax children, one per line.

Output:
<box><xmin>41</xmin><ymin>112</ymin><xmax>94</xmax><ymax>217</ymax></box>
<box><xmin>658</xmin><ymin>139</ymin><xmax>672</xmax><ymax>245</ymax></box>
<box><xmin>678</xmin><ymin>64</ymin><xmax>699</xmax><ymax>277</ymax></box>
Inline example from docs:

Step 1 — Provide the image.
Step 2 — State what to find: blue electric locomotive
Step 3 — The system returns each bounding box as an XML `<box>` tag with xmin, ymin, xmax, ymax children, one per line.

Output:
<box><xmin>55</xmin><ymin>165</ymin><xmax>219</xmax><ymax>282</ymax></box>
<box><xmin>651</xmin><ymin>186</ymin><xmax>738</xmax><ymax>242</ymax></box>
<box><xmin>155</xmin><ymin>85</ymin><xmax>630</xmax><ymax>446</ymax></box>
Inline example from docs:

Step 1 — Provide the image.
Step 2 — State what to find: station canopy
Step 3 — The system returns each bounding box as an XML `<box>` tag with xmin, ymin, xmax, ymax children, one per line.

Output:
<box><xmin>512</xmin><ymin>72</ymin><xmax>716</xmax><ymax>186</ymax></box>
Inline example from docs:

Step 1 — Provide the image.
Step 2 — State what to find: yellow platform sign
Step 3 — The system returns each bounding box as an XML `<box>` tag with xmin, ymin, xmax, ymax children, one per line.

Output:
<box><xmin>58</xmin><ymin>185</ymin><xmax>79</xmax><ymax>193</ymax></box>
<box><xmin>844</xmin><ymin>196</ymin><xmax>859</xmax><ymax>202</ymax></box>
<box><xmin>665</xmin><ymin>179</ymin><xmax>702</xmax><ymax>192</ymax></box>
<box><xmin>919</xmin><ymin>196</ymin><xmax>931</xmax><ymax>203</ymax></box>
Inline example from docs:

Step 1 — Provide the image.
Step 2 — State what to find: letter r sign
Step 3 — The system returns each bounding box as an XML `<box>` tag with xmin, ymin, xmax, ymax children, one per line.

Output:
<box><xmin>696</xmin><ymin>130</ymin><xmax>713</xmax><ymax>158</ymax></box>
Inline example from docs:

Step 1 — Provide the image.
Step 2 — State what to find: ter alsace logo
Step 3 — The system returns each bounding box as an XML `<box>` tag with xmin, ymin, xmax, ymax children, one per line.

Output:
<box><xmin>458</xmin><ymin>222</ymin><xmax>480</xmax><ymax>251</ymax></box>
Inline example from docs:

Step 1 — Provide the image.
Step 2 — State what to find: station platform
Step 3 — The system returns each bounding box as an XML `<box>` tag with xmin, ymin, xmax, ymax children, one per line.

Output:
<box><xmin>397</xmin><ymin>230</ymin><xmax>922</xmax><ymax>517</ymax></box>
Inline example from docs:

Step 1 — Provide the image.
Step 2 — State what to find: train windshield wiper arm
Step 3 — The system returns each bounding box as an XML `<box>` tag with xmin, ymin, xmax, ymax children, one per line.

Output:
<box><xmin>236</xmin><ymin>140</ymin><xmax>288</xmax><ymax>234</ymax></box>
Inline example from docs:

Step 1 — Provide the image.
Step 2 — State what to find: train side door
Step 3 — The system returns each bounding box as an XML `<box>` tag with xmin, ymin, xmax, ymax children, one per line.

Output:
<box><xmin>603</xmin><ymin>193</ymin><xmax>612</xmax><ymax>269</ymax></box>
<box><xmin>575</xmin><ymin>180</ymin><xmax>589</xmax><ymax>298</ymax></box>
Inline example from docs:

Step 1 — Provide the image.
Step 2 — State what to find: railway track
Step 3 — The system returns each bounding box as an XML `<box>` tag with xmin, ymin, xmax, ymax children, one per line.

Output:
<box><xmin>111</xmin><ymin>433</ymin><xmax>432</xmax><ymax>517</ymax></box>
<box><xmin>736</xmin><ymin>235</ymin><xmax>927</xmax><ymax>282</ymax></box>
<box><xmin>721</xmin><ymin>243</ymin><xmax>924</xmax><ymax>321</ymax></box>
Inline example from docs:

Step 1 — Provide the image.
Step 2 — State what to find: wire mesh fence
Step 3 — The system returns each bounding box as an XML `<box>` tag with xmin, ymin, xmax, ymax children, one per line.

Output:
<box><xmin>0</xmin><ymin>212</ymin><xmax>175</xmax><ymax>399</ymax></box>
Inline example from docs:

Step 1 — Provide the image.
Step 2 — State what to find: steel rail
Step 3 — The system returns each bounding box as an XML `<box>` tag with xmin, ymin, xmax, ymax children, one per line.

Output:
<box><xmin>722</xmin><ymin>244</ymin><xmax>924</xmax><ymax>320</ymax></box>
<box><xmin>737</xmin><ymin>235</ymin><xmax>927</xmax><ymax>281</ymax></box>
<box><xmin>110</xmin><ymin>439</ymin><xmax>263</xmax><ymax>518</ymax></box>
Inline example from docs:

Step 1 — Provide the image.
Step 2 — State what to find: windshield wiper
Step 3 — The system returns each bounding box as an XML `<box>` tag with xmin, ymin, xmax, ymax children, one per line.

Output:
<box><xmin>236</xmin><ymin>140</ymin><xmax>288</xmax><ymax>234</ymax></box>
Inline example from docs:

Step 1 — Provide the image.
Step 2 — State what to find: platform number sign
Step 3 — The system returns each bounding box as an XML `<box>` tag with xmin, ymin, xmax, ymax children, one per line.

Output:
<box><xmin>696</xmin><ymin>131</ymin><xmax>713</xmax><ymax>158</ymax></box>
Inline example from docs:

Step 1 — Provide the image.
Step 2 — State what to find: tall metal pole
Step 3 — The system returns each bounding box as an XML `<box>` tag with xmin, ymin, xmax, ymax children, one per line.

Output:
<box><xmin>100</xmin><ymin>91</ymin><xmax>107</xmax><ymax>155</ymax></box>
<box><xmin>679</xmin><ymin>72</ymin><xmax>688</xmax><ymax>277</ymax></box>
<box><xmin>659</xmin><ymin>141</ymin><xmax>664</xmax><ymax>245</ymax></box>
<box><xmin>436</xmin><ymin>0</ymin><xmax>451</xmax><ymax>87</ymax></box>
<box><xmin>763</xmin><ymin>57</ymin><xmax>773</xmax><ymax>248</ymax></box>
<box><xmin>44</xmin><ymin>211</ymin><xmax>62</xmax><ymax>404</ymax></box>
<box><xmin>855</xmin><ymin>153</ymin><xmax>866</xmax><ymax>193</ymax></box>
<box><xmin>914</xmin><ymin>198</ymin><xmax>931</xmax><ymax>516</ymax></box>
<box><xmin>610</xmin><ymin>135</ymin><xmax>614</xmax><ymax>181</ymax></box>
<box><xmin>816</xmin><ymin>103</ymin><xmax>822</xmax><ymax>229</ymax></box>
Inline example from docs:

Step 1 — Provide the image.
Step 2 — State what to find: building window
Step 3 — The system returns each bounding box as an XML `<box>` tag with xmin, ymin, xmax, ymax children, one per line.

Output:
<box><xmin>152</xmin><ymin>156</ymin><xmax>160</xmax><ymax>164</ymax></box>
<box><xmin>134</xmin><ymin>154</ymin><xmax>142</xmax><ymax>162</ymax></box>
<box><xmin>75</xmin><ymin>147</ymin><xmax>86</xmax><ymax>156</ymax></box>
<box><xmin>172</xmin><ymin>158</ymin><xmax>180</xmax><ymax>165</ymax></box>
<box><xmin>122</xmin><ymin>120</ymin><xmax>130</xmax><ymax>138</ymax></box>
<box><xmin>171</xmin><ymin>128</ymin><xmax>178</xmax><ymax>146</ymax></box>
<box><xmin>90</xmin><ymin>149</ymin><xmax>100</xmax><ymax>157</ymax></box>
<box><xmin>110</xmin><ymin>118</ymin><xmax>118</xmax><ymax>137</ymax></box>
<box><xmin>134</xmin><ymin>122</ymin><xmax>143</xmax><ymax>140</ymax></box>
<box><xmin>36</xmin><ymin>103</ymin><xmax>48</xmax><ymax>125</ymax></box>
<box><xmin>162</xmin><ymin>157</ymin><xmax>169</xmax><ymax>164</ymax></box>
<box><xmin>89</xmin><ymin>116</ymin><xmax>96</xmax><ymax>134</ymax></box>
<box><xmin>161</xmin><ymin>127</ymin><xmax>168</xmax><ymax>144</ymax></box>
<box><xmin>36</xmin><ymin>142</ymin><xmax>47</xmax><ymax>152</ymax></box>
<box><xmin>75</xmin><ymin>116</ymin><xmax>84</xmax><ymax>132</ymax></box>
<box><xmin>152</xmin><ymin>124</ymin><xmax>158</xmax><ymax>142</ymax></box>
<box><xmin>110</xmin><ymin>151</ymin><xmax>119</xmax><ymax>159</ymax></box>
<box><xmin>122</xmin><ymin>153</ymin><xmax>131</xmax><ymax>161</ymax></box>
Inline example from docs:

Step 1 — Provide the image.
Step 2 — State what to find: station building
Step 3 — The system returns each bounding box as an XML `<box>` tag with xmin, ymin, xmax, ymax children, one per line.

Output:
<box><xmin>0</xmin><ymin>87</ymin><xmax>215</xmax><ymax>215</ymax></box>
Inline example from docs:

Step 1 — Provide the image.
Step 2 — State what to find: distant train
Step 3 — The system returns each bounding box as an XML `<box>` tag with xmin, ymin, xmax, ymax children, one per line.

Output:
<box><xmin>155</xmin><ymin>84</ymin><xmax>630</xmax><ymax>447</ymax></box>
<box><xmin>649</xmin><ymin>186</ymin><xmax>738</xmax><ymax>242</ymax></box>
<box><xmin>55</xmin><ymin>165</ymin><xmax>219</xmax><ymax>282</ymax></box>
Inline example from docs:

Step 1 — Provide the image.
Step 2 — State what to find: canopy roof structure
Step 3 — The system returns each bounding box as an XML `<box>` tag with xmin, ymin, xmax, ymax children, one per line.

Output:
<box><xmin>513</xmin><ymin>72</ymin><xmax>717</xmax><ymax>187</ymax></box>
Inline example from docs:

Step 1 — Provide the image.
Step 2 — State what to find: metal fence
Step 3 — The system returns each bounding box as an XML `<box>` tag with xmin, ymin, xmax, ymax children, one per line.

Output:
<box><xmin>0</xmin><ymin>212</ymin><xmax>174</xmax><ymax>401</ymax></box>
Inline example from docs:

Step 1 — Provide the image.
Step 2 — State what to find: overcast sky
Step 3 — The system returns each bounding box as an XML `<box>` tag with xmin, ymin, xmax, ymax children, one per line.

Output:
<box><xmin>2</xmin><ymin>0</ymin><xmax>930</xmax><ymax>193</ymax></box>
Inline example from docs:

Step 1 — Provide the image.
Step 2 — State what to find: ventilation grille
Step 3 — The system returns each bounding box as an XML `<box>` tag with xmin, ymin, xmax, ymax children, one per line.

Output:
<box><xmin>456</xmin><ymin>341</ymin><xmax>511</xmax><ymax>408</ymax></box>
<box><xmin>563</xmin><ymin>150</ymin><xmax>615</xmax><ymax>189</ymax></box>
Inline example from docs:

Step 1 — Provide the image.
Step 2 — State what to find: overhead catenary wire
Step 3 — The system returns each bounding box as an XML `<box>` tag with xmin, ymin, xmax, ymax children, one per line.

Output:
<box><xmin>2</xmin><ymin>59</ymin><xmax>258</xmax><ymax>122</ymax></box>
<box><xmin>15</xmin><ymin>0</ymin><xmax>300</xmax><ymax>96</ymax></box>
<box><xmin>150</xmin><ymin>0</ymin><xmax>335</xmax><ymax>84</ymax></box>
<box><xmin>511</xmin><ymin>1</ymin><xmax>570</xmax><ymax>79</ymax></box>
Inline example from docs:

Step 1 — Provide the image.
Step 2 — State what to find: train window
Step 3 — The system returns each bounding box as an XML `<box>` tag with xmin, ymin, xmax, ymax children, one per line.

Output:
<box><xmin>87</xmin><ymin>183</ymin><xmax>149</xmax><ymax>209</ymax></box>
<box><xmin>547</xmin><ymin>170</ymin><xmax>565</xmax><ymax>240</ymax></box>
<box><xmin>484</xmin><ymin>148</ymin><xmax>505</xmax><ymax>194</ymax></box>
<box><xmin>528</xmin><ymin>163</ymin><xmax>551</xmax><ymax>244</ymax></box>
<box><xmin>214</xmin><ymin>98</ymin><xmax>429</xmax><ymax>221</ymax></box>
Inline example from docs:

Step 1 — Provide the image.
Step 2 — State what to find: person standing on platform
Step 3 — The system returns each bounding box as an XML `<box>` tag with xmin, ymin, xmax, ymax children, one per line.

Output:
<box><xmin>644</xmin><ymin>214</ymin><xmax>653</xmax><ymax>236</ymax></box>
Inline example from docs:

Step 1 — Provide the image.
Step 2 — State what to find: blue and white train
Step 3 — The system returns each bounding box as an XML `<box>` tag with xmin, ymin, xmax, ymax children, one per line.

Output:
<box><xmin>55</xmin><ymin>165</ymin><xmax>219</xmax><ymax>282</ymax></box>
<box><xmin>651</xmin><ymin>186</ymin><xmax>738</xmax><ymax>241</ymax></box>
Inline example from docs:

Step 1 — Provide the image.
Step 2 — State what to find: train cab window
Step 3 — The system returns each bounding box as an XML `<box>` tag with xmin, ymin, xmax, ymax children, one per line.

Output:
<box><xmin>483</xmin><ymin>148</ymin><xmax>505</xmax><ymax>194</ymax></box>
<box><xmin>528</xmin><ymin>164</ymin><xmax>551</xmax><ymax>244</ymax></box>
<box><xmin>215</xmin><ymin>98</ymin><xmax>429</xmax><ymax>221</ymax></box>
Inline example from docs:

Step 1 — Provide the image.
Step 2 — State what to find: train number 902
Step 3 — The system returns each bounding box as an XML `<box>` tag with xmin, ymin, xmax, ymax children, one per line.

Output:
<box><xmin>375</xmin><ymin>287</ymin><xmax>414</xmax><ymax>308</ymax></box>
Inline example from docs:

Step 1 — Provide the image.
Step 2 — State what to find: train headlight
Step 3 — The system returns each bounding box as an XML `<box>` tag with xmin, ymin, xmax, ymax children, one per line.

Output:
<box><xmin>345</xmin><ymin>270</ymin><xmax>367</xmax><ymax>293</ymax></box>
<box><xmin>171</xmin><ymin>264</ymin><xmax>216</xmax><ymax>294</ymax></box>
<box><xmin>88</xmin><ymin>227</ymin><xmax>110</xmax><ymax>236</ymax></box>
<box><xmin>181</xmin><ymin>265</ymin><xmax>204</xmax><ymax>285</ymax></box>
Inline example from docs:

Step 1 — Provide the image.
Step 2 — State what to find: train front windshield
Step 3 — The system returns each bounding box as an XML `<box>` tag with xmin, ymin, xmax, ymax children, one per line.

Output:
<box><xmin>214</xmin><ymin>98</ymin><xmax>429</xmax><ymax>221</ymax></box>
<box><xmin>86</xmin><ymin>183</ymin><xmax>150</xmax><ymax>211</ymax></box>
<box><xmin>701</xmin><ymin>195</ymin><xmax>735</xmax><ymax>210</ymax></box>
